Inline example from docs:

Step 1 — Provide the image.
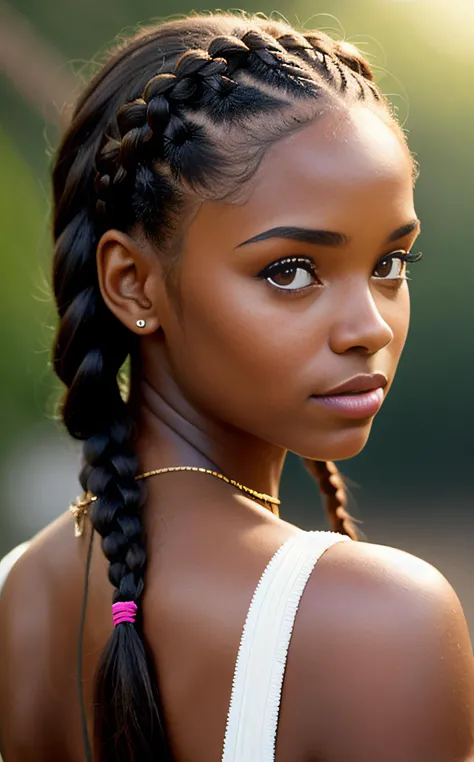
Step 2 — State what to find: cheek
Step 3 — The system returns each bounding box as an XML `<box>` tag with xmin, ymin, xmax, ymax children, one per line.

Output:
<box><xmin>168</xmin><ymin>271</ymin><xmax>324</xmax><ymax>422</ymax></box>
<box><xmin>380</xmin><ymin>286</ymin><xmax>411</xmax><ymax>362</ymax></box>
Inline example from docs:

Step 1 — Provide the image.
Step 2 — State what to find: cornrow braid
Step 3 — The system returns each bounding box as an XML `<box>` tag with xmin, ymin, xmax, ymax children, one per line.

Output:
<box><xmin>300</xmin><ymin>32</ymin><xmax>381</xmax><ymax>101</ymax></box>
<box><xmin>303</xmin><ymin>459</ymin><xmax>359</xmax><ymax>541</ymax></box>
<box><xmin>332</xmin><ymin>39</ymin><xmax>375</xmax><ymax>80</ymax></box>
<box><xmin>273</xmin><ymin>29</ymin><xmax>382</xmax><ymax>104</ymax></box>
<box><xmin>94</xmin><ymin>27</ymin><xmax>330</xmax><ymax>224</ymax></box>
<box><xmin>93</xmin><ymin>37</ymin><xmax>282</xmax><ymax>226</ymax></box>
<box><xmin>51</xmin><ymin>13</ymin><xmax>395</xmax><ymax>761</ymax></box>
<box><xmin>52</xmin><ymin>136</ymin><xmax>167</xmax><ymax>757</ymax></box>
<box><xmin>92</xmin><ymin>23</ymin><xmax>386</xmax><ymax>236</ymax></box>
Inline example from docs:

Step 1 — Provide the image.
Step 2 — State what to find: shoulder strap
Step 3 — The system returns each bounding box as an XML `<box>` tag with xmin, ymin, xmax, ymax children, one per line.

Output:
<box><xmin>221</xmin><ymin>530</ymin><xmax>350</xmax><ymax>762</ymax></box>
<box><xmin>0</xmin><ymin>542</ymin><xmax>30</xmax><ymax>596</ymax></box>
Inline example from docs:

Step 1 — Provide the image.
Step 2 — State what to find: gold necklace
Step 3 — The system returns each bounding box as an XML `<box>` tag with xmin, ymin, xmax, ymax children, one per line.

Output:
<box><xmin>69</xmin><ymin>466</ymin><xmax>280</xmax><ymax>537</ymax></box>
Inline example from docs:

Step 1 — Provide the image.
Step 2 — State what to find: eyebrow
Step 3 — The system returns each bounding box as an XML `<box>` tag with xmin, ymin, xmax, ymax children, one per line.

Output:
<box><xmin>236</xmin><ymin>220</ymin><xmax>421</xmax><ymax>249</ymax></box>
<box><xmin>236</xmin><ymin>227</ymin><xmax>348</xmax><ymax>248</ymax></box>
<box><xmin>387</xmin><ymin>220</ymin><xmax>421</xmax><ymax>242</ymax></box>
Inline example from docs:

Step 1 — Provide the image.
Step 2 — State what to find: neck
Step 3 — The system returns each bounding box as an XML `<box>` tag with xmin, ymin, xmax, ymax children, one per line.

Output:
<box><xmin>129</xmin><ymin>353</ymin><xmax>286</xmax><ymax>502</ymax></box>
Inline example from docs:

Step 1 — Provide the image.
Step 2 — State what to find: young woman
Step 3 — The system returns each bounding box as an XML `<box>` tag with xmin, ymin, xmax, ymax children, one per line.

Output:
<box><xmin>0</xmin><ymin>12</ymin><xmax>473</xmax><ymax>762</ymax></box>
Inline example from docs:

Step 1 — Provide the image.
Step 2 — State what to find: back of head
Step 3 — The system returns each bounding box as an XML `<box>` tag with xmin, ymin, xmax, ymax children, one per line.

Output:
<box><xmin>51</xmin><ymin>12</ymin><xmax>398</xmax><ymax>761</ymax></box>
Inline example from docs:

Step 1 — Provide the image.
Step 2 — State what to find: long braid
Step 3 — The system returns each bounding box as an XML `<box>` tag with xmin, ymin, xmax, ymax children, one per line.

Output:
<box><xmin>303</xmin><ymin>459</ymin><xmax>359</xmax><ymax>541</ymax></box>
<box><xmin>52</xmin><ymin>109</ymin><xmax>167</xmax><ymax>756</ymax></box>
<box><xmin>51</xmin><ymin>14</ymin><xmax>395</xmax><ymax>761</ymax></box>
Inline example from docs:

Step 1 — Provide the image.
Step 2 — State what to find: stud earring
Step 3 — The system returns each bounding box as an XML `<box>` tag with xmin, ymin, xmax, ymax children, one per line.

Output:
<box><xmin>136</xmin><ymin>319</ymin><xmax>146</xmax><ymax>328</ymax></box>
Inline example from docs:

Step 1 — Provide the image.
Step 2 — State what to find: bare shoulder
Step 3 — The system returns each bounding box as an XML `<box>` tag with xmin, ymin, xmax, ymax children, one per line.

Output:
<box><xmin>0</xmin><ymin>512</ymin><xmax>76</xmax><ymax>646</ymax></box>
<box><xmin>311</xmin><ymin>537</ymin><xmax>470</xmax><ymax>619</ymax></box>
<box><xmin>280</xmin><ymin>539</ymin><xmax>474</xmax><ymax>762</ymax></box>
<box><xmin>0</xmin><ymin>510</ymin><xmax>87</xmax><ymax>614</ymax></box>
<box><xmin>0</xmin><ymin>512</ymin><xmax>92</xmax><ymax>760</ymax></box>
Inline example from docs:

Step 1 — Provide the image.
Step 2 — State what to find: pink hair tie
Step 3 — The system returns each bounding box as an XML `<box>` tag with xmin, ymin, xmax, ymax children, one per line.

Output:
<box><xmin>112</xmin><ymin>601</ymin><xmax>138</xmax><ymax>627</ymax></box>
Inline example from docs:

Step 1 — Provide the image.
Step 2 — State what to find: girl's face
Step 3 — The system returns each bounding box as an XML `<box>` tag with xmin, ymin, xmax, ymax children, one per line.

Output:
<box><xmin>151</xmin><ymin>105</ymin><xmax>419</xmax><ymax>461</ymax></box>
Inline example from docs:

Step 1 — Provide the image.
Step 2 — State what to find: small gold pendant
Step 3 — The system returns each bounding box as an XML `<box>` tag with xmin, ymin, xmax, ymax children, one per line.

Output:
<box><xmin>69</xmin><ymin>491</ymin><xmax>96</xmax><ymax>537</ymax></box>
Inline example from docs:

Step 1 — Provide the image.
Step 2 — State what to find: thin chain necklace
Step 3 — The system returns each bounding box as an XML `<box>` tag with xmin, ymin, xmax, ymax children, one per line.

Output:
<box><xmin>70</xmin><ymin>465</ymin><xmax>280</xmax><ymax>537</ymax></box>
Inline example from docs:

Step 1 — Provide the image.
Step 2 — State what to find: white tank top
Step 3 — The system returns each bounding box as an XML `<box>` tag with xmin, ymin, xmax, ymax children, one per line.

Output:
<box><xmin>221</xmin><ymin>530</ymin><xmax>350</xmax><ymax>762</ymax></box>
<box><xmin>0</xmin><ymin>530</ymin><xmax>350</xmax><ymax>761</ymax></box>
<box><xmin>0</xmin><ymin>541</ymin><xmax>30</xmax><ymax>595</ymax></box>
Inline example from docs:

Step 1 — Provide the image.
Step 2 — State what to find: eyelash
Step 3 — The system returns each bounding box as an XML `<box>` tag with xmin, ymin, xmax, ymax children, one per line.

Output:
<box><xmin>257</xmin><ymin>256</ymin><xmax>318</xmax><ymax>292</ymax></box>
<box><xmin>373</xmin><ymin>250</ymin><xmax>423</xmax><ymax>281</ymax></box>
<box><xmin>258</xmin><ymin>251</ymin><xmax>423</xmax><ymax>293</ymax></box>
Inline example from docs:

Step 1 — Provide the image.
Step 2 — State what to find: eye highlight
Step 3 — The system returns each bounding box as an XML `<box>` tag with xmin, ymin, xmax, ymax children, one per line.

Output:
<box><xmin>373</xmin><ymin>250</ymin><xmax>423</xmax><ymax>281</ymax></box>
<box><xmin>258</xmin><ymin>256</ymin><xmax>319</xmax><ymax>292</ymax></box>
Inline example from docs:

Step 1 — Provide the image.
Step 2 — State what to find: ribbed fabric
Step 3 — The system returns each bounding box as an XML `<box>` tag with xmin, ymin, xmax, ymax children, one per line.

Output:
<box><xmin>221</xmin><ymin>530</ymin><xmax>350</xmax><ymax>762</ymax></box>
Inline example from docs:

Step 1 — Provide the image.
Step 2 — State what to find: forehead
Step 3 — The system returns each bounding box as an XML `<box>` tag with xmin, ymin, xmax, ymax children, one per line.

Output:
<box><xmin>251</xmin><ymin>104</ymin><xmax>413</xmax><ymax>216</ymax></box>
<box><xmin>187</xmin><ymin>105</ymin><xmax>415</xmax><ymax>247</ymax></box>
<box><xmin>264</xmin><ymin>104</ymin><xmax>409</xmax><ymax>184</ymax></box>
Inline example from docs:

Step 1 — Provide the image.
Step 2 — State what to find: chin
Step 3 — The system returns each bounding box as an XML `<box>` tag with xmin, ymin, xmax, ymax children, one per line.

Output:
<box><xmin>298</xmin><ymin>419</ymin><xmax>374</xmax><ymax>462</ymax></box>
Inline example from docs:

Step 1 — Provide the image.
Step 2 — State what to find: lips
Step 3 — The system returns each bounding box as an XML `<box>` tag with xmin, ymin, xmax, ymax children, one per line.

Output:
<box><xmin>315</xmin><ymin>372</ymin><xmax>388</xmax><ymax>397</ymax></box>
<box><xmin>310</xmin><ymin>373</ymin><xmax>388</xmax><ymax>420</ymax></box>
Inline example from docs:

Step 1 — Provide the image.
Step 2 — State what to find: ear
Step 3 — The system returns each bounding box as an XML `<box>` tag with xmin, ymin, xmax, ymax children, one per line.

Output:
<box><xmin>97</xmin><ymin>230</ymin><xmax>163</xmax><ymax>335</ymax></box>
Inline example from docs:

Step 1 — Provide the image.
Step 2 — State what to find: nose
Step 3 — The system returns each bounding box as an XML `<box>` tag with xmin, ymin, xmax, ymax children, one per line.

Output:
<box><xmin>328</xmin><ymin>284</ymin><xmax>394</xmax><ymax>356</ymax></box>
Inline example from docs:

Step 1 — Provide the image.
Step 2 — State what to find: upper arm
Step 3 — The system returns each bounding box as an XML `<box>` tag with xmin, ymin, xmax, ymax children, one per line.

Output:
<box><xmin>287</xmin><ymin>541</ymin><xmax>474</xmax><ymax>762</ymax></box>
<box><xmin>0</xmin><ymin>515</ymin><xmax>96</xmax><ymax>762</ymax></box>
<box><xmin>0</xmin><ymin>545</ymin><xmax>48</xmax><ymax>759</ymax></box>
<box><xmin>0</xmin><ymin>538</ymin><xmax>71</xmax><ymax>762</ymax></box>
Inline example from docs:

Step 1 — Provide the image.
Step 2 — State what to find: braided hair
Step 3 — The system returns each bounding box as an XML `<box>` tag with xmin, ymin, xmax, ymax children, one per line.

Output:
<box><xmin>51</xmin><ymin>13</ymin><xmax>397</xmax><ymax>760</ymax></box>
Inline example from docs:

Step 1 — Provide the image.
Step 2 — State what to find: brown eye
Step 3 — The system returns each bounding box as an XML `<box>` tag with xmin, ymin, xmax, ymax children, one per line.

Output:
<box><xmin>373</xmin><ymin>253</ymin><xmax>407</xmax><ymax>280</ymax></box>
<box><xmin>260</xmin><ymin>257</ymin><xmax>318</xmax><ymax>291</ymax></box>
<box><xmin>268</xmin><ymin>267</ymin><xmax>314</xmax><ymax>289</ymax></box>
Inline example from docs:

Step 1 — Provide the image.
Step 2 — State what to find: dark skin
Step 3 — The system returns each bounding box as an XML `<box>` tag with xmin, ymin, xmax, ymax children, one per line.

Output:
<box><xmin>1</xmin><ymin>105</ymin><xmax>473</xmax><ymax>761</ymax></box>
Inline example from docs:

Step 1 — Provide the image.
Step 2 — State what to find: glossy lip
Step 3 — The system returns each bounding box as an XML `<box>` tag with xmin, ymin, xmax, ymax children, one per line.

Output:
<box><xmin>310</xmin><ymin>373</ymin><xmax>388</xmax><ymax>420</ymax></box>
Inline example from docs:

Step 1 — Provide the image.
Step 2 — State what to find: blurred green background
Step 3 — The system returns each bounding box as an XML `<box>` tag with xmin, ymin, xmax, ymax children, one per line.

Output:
<box><xmin>0</xmin><ymin>0</ymin><xmax>472</xmax><ymax>632</ymax></box>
